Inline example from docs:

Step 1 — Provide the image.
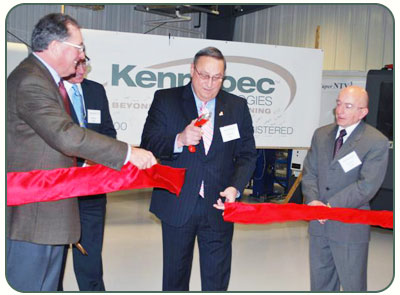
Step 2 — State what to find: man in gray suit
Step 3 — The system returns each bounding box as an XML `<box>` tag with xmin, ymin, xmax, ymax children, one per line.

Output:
<box><xmin>6</xmin><ymin>13</ymin><xmax>156</xmax><ymax>292</ymax></box>
<box><xmin>302</xmin><ymin>85</ymin><xmax>389</xmax><ymax>291</ymax></box>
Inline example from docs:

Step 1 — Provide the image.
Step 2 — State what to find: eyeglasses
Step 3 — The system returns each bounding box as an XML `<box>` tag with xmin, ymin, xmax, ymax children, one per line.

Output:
<box><xmin>336</xmin><ymin>100</ymin><xmax>366</xmax><ymax>110</ymax></box>
<box><xmin>76</xmin><ymin>60</ymin><xmax>88</xmax><ymax>67</ymax></box>
<box><xmin>62</xmin><ymin>41</ymin><xmax>85</xmax><ymax>52</ymax></box>
<box><xmin>75</xmin><ymin>55</ymin><xmax>91</xmax><ymax>69</ymax></box>
<box><xmin>194</xmin><ymin>66</ymin><xmax>224</xmax><ymax>82</ymax></box>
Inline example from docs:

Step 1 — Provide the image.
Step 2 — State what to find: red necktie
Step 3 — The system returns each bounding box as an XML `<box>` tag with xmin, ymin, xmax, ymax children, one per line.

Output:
<box><xmin>58</xmin><ymin>80</ymin><xmax>71</xmax><ymax>115</ymax></box>
<box><xmin>58</xmin><ymin>80</ymin><xmax>77</xmax><ymax>166</ymax></box>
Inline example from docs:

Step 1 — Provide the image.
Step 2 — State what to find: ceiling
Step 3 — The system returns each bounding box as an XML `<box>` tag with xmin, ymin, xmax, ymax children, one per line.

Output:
<box><xmin>134</xmin><ymin>5</ymin><xmax>274</xmax><ymax>22</ymax></box>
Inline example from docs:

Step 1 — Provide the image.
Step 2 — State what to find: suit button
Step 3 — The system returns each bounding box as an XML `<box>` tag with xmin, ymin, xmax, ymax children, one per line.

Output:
<box><xmin>326</xmin><ymin>187</ymin><xmax>330</xmax><ymax>191</ymax></box>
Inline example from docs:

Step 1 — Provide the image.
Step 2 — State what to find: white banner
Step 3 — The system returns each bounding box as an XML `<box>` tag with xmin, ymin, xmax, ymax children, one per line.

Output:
<box><xmin>83</xmin><ymin>29</ymin><xmax>323</xmax><ymax>148</ymax></box>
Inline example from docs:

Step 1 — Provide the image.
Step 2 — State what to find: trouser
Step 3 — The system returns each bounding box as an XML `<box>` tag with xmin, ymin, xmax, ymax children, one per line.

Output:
<box><xmin>6</xmin><ymin>238</ymin><xmax>64</xmax><ymax>292</ymax></box>
<box><xmin>161</xmin><ymin>196</ymin><xmax>233</xmax><ymax>291</ymax></box>
<box><xmin>58</xmin><ymin>194</ymin><xmax>107</xmax><ymax>291</ymax></box>
<box><xmin>309</xmin><ymin>235</ymin><xmax>369</xmax><ymax>291</ymax></box>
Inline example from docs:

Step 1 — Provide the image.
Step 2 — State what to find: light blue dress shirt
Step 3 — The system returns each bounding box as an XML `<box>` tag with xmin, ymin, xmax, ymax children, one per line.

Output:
<box><xmin>33</xmin><ymin>53</ymin><xmax>131</xmax><ymax>163</ymax></box>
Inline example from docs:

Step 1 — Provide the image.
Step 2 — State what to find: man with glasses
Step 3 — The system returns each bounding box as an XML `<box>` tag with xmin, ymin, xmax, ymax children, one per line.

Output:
<box><xmin>7</xmin><ymin>13</ymin><xmax>156</xmax><ymax>291</ymax></box>
<box><xmin>302</xmin><ymin>86</ymin><xmax>389</xmax><ymax>291</ymax></box>
<box><xmin>62</xmin><ymin>40</ymin><xmax>86</xmax><ymax>52</ymax></box>
<box><xmin>141</xmin><ymin>47</ymin><xmax>257</xmax><ymax>291</ymax></box>
<box><xmin>56</xmin><ymin>56</ymin><xmax>114</xmax><ymax>291</ymax></box>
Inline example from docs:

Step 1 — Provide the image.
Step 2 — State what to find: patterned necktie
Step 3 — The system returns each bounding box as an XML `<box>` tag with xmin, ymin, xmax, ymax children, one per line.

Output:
<box><xmin>333</xmin><ymin>129</ymin><xmax>347</xmax><ymax>158</ymax></box>
<box><xmin>199</xmin><ymin>102</ymin><xmax>213</xmax><ymax>198</ymax></box>
<box><xmin>200</xmin><ymin>102</ymin><xmax>213</xmax><ymax>155</ymax></box>
<box><xmin>58</xmin><ymin>80</ymin><xmax>71</xmax><ymax>115</ymax></box>
<box><xmin>71</xmin><ymin>84</ymin><xmax>86</xmax><ymax>127</ymax></box>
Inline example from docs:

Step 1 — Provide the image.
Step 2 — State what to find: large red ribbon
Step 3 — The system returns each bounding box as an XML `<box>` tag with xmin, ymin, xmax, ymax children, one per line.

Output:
<box><xmin>7</xmin><ymin>163</ymin><xmax>185</xmax><ymax>206</ymax></box>
<box><xmin>223</xmin><ymin>202</ymin><xmax>393</xmax><ymax>229</ymax></box>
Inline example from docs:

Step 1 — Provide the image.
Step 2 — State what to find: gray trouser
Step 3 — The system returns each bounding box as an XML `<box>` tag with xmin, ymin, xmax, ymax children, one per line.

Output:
<box><xmin>6</xmin><ymin>238</ymin><xmax>64</xmax><ymax>292</ymax></box>
<box><xmin>309</xmin><ymin>235</ymin><xmax>369</xmax><ymax>291</ymax></box>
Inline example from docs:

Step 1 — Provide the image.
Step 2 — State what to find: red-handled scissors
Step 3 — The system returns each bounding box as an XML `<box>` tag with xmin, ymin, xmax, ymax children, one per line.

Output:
<box><xmin>188</xmin><ymin>112</ymin><xmax>212</xmax><ymax>153</ymax></box>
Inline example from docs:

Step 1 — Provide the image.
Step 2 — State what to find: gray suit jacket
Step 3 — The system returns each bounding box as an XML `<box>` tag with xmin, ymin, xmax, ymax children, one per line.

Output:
<box><xmin>302</xmin><ymin>121</ymin><xmax>389</xmax><ymax>243</ymax></box>
<box><xmin>7</xmin><ymin>54</ymin><xmax>127</xmax><ymax>245</ymax></box>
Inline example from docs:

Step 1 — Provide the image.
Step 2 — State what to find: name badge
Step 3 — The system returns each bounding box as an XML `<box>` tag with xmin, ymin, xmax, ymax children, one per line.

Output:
<box><xmin>220</xmin><ymin>124</ymin><xmax>240</xmax><ymax>142</ymax></box>
<box><xmin>87</xmin><ymin>109</ymin><xmax>101</xmax><ymax>124</ymax></box>
<box><xmin>338</xmin><ymin>151</ymin><xmax>362</xmax><ymax>173</ymax></box>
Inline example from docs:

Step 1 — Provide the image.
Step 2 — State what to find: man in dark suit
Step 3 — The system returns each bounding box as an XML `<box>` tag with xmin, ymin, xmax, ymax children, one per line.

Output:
<box><xmin>57</xmin><ymin>57</ymin><xmax>114</xmax><ymax>291</ymax></box>
<box><xmin>302</xmin><ymin>86</ymin><xmax>389</xmax><ymax>291</ymax></box>
<box><xmin>141</xmin><ymin>47</ymin><xmax>257</xmax><ymax>291</ymax></box>
<box><xmin>6</xmin><ymin>13</ymin><xmax>156</xmax><ymax>292</ymax></box>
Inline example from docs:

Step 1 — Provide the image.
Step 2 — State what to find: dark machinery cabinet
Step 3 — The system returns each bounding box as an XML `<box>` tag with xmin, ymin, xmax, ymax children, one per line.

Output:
<box><xmin>251</xmin><ymin>149</ymin><xmax>292</xmax><ymax>201</ymax></box>
<box><xmin>365</xmin><ymin>68</ymin><xmax>393</xmax><ymax>211</ymax></box>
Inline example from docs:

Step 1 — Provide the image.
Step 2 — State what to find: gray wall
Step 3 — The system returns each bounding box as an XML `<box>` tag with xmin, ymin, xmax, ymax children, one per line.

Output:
<box><xmin>234</xmin><ymin>4</ymin><xmax>393</xmax><ymax>71</ymax></box>
<box><xmin>7</xmin><ymin>4</ymin><xmax>393</xmax><ymax>71</ymax></box>
<box><xmin>6</xmin><ymin>4</ymin><xmax>208</xmax><ymax>47</ymax></box>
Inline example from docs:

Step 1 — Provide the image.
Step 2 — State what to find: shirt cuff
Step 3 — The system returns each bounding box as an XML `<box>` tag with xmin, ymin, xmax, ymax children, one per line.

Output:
<box><xmin>124</xmin><ymin>144</ymin><xmax>131</xmax><ymax>164</ymax></box>
<box><xmin>174</xmin><ymin>134</ymin><xmax>183</xmax><ymax>153</ymax></box>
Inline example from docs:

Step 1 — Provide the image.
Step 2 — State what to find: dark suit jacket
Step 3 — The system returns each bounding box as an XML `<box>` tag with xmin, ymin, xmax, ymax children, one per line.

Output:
<box><xmin>69</xmin><ymin>79</ymin><xmax>116</xmax><ymax>140</ymax></box>
<box><xmin>302</xmin><ymin>121</ymin><xmax>389</xmax><ymax>243</ymax></box>
<box><xmin>7</xmin><ymin>54</ymin><xmax>127</xmax><ymax>245</ymax></box>
<box><xmin>141</xmin><ymin>83</ymin><xmax>257</xmax><ymax>231</ymax></box>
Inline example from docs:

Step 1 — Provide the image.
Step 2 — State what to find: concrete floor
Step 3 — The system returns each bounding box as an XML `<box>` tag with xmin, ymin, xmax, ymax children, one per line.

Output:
<box><xmin>62</xmin><ymin>189</ymin><xmax>394</xmax><ymax>292</ymax></box>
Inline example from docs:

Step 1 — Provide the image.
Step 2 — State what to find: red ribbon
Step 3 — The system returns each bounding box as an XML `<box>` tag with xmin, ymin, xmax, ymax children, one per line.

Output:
<box><xmin>7</xmin><ymin>163</ymin><xmax>185</xmax><ymax>206</ymax></box>
<box><xmin>223</xmin><ymin>202</ymin><xmax>393</xmax><ymax>229</ymax></box>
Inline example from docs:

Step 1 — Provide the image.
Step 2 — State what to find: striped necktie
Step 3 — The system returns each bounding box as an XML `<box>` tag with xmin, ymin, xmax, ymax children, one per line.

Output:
<box><xmin>333</xmin><ymin>129</ymin><xmax>347</xmax><ymax>158</ymax></box>
<box><xmin>199</xmin><ymin>101</ymin><xmax>213</xmax><ymax>198</ymax></box>
<box><xmin>200</xmin><ymin>102</ymin><xmax>213</xmax><ymax>155</ymax></box>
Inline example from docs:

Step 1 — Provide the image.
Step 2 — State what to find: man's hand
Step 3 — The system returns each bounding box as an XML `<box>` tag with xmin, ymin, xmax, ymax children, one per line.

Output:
<box><xmin>213</xmin><ymin>198</ymin><xmax>225</xmax><ymax>211</ymax></box>
<box><xmin>307</xmin><ymin>200</ymin><xmax>328</xmax><ymax>224</ymax></box>
<box><xmin>176</xmin><ymin>119</ymin><xmax>202</xmax><ymax>147</ymax></box>
<box><xmin>219</xmin><ymin>186</ymin><xmax>238</xmax><ymax>203</ymax></box>
<box><xmin>129</xmin><ymin>146</ymin><xmax>157</xmax><ymax>169</ymax></box>
<box><xmin>213</xmin><ymin>187</ymin><xmax>238</xmax><ymax>212</ymax></box>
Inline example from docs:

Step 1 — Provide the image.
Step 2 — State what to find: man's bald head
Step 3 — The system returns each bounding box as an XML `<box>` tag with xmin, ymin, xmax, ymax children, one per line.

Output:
<box><xmin>339</xmin><ymin>85</ymin><xmax>369</xmax><ymax>107</ymax></box>
<box><xmin>335</xmin><ymin>86</ymin><xmax>369</xmax><ymax>128</ymax></box>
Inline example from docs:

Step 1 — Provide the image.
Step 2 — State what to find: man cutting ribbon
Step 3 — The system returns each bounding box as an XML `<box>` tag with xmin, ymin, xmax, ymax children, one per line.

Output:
<box><xmin>140</xmin><ymin>47</ymin><xmax>257</xmax><ymax>291</ymax></box>
<box><xmin>301</xmin><ymin>86</ymin><xmax>389</xmax><ymax>292</ymax></box>
<box><xmin>213</xmin><ymin>86</ymin><xmax>389</xmax><ymax>292</ymax></box>
<box><xmin>6</xmin><ymin>13</ymin><xmax>156</xmax><ymax>292</ymax></box>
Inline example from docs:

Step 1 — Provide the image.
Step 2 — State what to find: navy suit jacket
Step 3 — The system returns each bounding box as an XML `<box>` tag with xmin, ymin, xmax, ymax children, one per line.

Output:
<box><xmin>141</xmin><ymin>83</ymin><xmax>257</xmax><ymax>231</ymax></box>
<box><xmin>69</xmin><ymin>79</ymin><xmax>116</xmax><ymax>140</ymax></box>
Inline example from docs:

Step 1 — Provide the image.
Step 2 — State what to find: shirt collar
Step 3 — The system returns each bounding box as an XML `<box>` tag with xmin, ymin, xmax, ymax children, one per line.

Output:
<box><xmin>191</xmin><ymin>84</ymin><xmax>216</xmax><ymax>114</ymax></box>
<box><xmin>63</xmin><ymin>80</ymin><xmax>82</xmax><ymax>94</ymax></box>
<box><xmin>337</xmin><ymin>121</ymin><xmax>360</xmax><ymax>140</ymax></box>
<box><xmin>32</xmin><ymin>52</ymin><xmax>61</xmax><ymax>84</ymax></box>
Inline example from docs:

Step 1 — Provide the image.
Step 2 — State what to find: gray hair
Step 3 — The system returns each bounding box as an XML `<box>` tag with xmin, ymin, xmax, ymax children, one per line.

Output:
<box><xmin>31</xmin><ymin>13</ymin><xmax>80</xmax><ymax>52</ymax></box>
<box><xmin>193</xmin><ymin>47</ymin><xmax>226</xmax><ymax>71</ymax></box>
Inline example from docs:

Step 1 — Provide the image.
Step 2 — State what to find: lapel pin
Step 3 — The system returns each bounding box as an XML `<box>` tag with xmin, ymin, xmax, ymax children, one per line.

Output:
<box><xmin>219</xmin><ymin>111</ymin><xmax>224</xmax><ymax>116</ymax></box>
